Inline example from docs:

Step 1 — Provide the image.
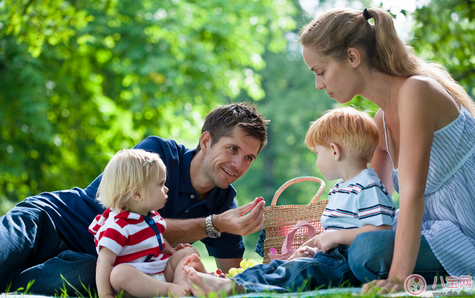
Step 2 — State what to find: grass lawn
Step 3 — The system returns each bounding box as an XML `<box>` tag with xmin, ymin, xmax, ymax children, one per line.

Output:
<box><xmin>5</xmin><ymin>242</ymin><xmax>475</xmax><ymax>297</ymax></box>
<box><xmin>191</xmin><ymin>241</ymin><xmax>263</xmax><ymax>273</ymax></box>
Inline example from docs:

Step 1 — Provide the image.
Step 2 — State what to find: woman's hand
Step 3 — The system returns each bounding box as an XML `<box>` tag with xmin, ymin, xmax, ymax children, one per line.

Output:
<box><xmin>361</xmin><ymin>277</ymin><xmax>404</xmax><ymax>294</ymax></box>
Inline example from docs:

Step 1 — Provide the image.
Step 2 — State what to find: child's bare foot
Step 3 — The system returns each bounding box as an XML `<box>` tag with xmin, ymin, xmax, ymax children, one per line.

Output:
<box><xmin>168</xmin><ymin>283</ymin><xmax>191</xmax><ymax>297</ymax></box>
<box><xmin>182</xmin><ymin>253</ymin><xmax>207</xmax><ymax>273</ymax></box>
<box><xmin>183</xmin><ymin>266</ymin><xmax>239</xmax><ymax>297</ymax></box>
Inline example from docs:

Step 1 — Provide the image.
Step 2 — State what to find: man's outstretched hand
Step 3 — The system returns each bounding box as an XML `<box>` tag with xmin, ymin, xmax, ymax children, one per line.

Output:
<box><xmin>213</xmin><ymin>197</ymin><xmax>265</xmax><ymax>236</ymax></box>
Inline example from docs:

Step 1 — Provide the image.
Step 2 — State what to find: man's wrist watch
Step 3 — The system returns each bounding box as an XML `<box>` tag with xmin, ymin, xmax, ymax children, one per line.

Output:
<box><xmin>205</xmin><ymin>215</ymin><xmax>221</xmax><ymax>239</ymax></box>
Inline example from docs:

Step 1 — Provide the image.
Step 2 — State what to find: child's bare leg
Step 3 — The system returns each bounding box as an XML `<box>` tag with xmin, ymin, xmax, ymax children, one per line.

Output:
<box><xmin>182</xmin><ymin>253</ymin><xmax>207</xmax><ymax>273</ymax></box>
<box><xmin>164</xmin><ymin>246</ymin><xmax>201</xmax><ymax>286</ymax></box>
<box><xmin>110</xmin><ymin>264</ymin><xmax>190</xmax><ymax>297</ymax></box>
<box><xmin>183</xmin><ymin>266</ymin><xmax>244</xmax><ymax>297</ymax></box>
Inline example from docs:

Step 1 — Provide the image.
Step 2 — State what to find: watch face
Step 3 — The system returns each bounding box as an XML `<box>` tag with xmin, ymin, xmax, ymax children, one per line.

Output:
<box><xmin>206</xmin><ymin>230</ymin><xmax>220</xmax><ymax>239</ymax></box>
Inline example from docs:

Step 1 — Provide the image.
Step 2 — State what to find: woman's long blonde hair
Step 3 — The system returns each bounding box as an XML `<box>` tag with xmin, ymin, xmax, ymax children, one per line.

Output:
<box><xmin>300</xmin><ymin>7</ymin><xmax>475</xmax><ymax>115</ymax></box>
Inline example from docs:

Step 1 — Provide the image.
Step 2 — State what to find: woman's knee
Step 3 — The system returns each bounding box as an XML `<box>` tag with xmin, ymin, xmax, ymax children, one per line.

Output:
<box><xmin>348</xmin><ymin>230</ymin><xmax>395</xmax><ymax>282</ymax></box>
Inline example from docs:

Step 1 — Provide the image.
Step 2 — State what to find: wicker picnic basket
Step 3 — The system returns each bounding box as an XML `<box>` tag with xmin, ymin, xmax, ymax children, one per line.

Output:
<box><xmin>262</xmin><ymin>176</ymin><xmax>328</xmax><ymax>264</ymax></box>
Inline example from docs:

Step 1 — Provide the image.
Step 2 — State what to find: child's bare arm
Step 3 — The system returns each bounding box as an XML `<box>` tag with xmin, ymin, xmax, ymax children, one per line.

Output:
<box><xmin>161</xmin><ymin>238</ymin><xmax>174</xmax><ymax>255</ymax></box>
<box><xmin>288</xmin><ymin>225</ymin><xmax>390</xmax><ymax>259</ymax></box>
<box><xmin>96</xmin><ymin>248</ymin><xmax>117</xmax><ymax>298</ymax></box>
<box><xmin>315</xmin><ymin>224</ymin><xmax>392</xmax><ymax>253</ymax></box>
<box><xmin>336</xmin><ymin>224</ymin><xmax>392</xmax><ymax>245</ymax></box>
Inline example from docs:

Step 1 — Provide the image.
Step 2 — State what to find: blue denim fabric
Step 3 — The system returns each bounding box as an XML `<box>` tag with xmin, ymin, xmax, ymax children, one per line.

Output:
<box><xmin>0</xmin><ymin>201</ymin><xmax>96</xmax><ymax>296</ymax></box>
<box><xmin>348</xmin><ymin>230</ymin><xmax>447</xmax><ymax>283</ymax></box>
<box><xmin>232</xmin><ymin>246</ymin><xmax>359</xmax><ymax>293</ymax></box>
<box><xmin>254</xmin><ymin>228</ymin><xmax>265</xmax><ymax>257</ymax></box>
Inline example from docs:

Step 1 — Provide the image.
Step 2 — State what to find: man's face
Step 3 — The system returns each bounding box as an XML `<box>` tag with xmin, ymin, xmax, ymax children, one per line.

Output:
<box><xmin>202</xmin><ymin>126</ymin><xmax>261</xmax><ymax>189</ymax></box>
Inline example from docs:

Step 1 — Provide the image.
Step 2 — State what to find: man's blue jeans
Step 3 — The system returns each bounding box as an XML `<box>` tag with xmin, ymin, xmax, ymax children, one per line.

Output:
<box><xmin>348</xmin><ymin>230</ymin><xmax>447</xmax><ymax>283</ymax></box>
<box><xmin>0</xmin><ymin>201</ymin><xmax>96</xmax><ymax>296</ymax></box>
<box><xmin>232</xmin><ymin>245</ymin><xmax>359</xmax><ymax>293</ymax></box>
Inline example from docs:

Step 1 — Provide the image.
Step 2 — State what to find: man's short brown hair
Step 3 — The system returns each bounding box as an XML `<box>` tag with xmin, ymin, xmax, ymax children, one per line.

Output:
<box><xmin>196</xmin><ymin>102</ymin><xmax>269</xmax><ymax>153</ymax></box>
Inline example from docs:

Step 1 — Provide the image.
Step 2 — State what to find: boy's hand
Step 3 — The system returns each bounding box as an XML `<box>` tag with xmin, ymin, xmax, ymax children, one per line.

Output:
<box><xmin>169</xmin><ymin>243</ymin><xmax>192</xmax><ymax>255</ymax></box>
<box><xmin>287</xmin><ymin>246</ymin><xmax>320</xmax><ymax>261</ymax></box>
<box><xmin>174</xmin><ymin>243</ymin><xmax>192</xmax><ymax>250</ymax></box>
<box><xmin>314</xmin><ymin>233</ymin><xmax>338</xmax><ymax>253</ymax></box>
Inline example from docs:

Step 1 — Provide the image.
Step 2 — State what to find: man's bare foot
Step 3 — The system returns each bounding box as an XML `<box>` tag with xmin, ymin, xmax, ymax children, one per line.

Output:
<box><xmin>168</xmin><ymin>283</ymin><xmax>191</xmax><ymax>297</ymax></box>
<box><xmin>182</xmin><ymin>253</ymin><xmax>207</xmax><ymax>273</ymax></box>
<box><xmin>183</xmin><ymin>266</ymin><xmax>240</xmax><ymax>297</ymax></box>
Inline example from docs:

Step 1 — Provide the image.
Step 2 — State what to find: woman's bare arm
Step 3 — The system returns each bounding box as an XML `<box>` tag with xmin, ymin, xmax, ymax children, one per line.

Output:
<box><xmin>363</xmin><ymin>78</ymin><xmax>442</xmax><ymax>293</ymax></box>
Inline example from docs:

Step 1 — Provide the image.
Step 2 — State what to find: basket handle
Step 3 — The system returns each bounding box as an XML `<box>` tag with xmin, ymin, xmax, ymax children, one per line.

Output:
<box><xmin>281</xmin><ymin>220</ymin><xmax>316</xmax><ymax>254</ymax></box>
<box><xmin>270</xmin><ymin>176</ymin><xmax>325</xmax><ymax>207</ymax></box>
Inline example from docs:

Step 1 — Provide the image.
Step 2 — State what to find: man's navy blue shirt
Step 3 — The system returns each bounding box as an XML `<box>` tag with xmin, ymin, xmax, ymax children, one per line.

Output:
<box><xmin>25</xmin><ymin>136</ymin><xmax>244</xmax><ymax>259</ymax></box>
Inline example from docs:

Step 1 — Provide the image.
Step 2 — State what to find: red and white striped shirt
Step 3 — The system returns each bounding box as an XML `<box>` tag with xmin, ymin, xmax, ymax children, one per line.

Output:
<box><xmin>89</xmin><ymin>208</ymin><xmax>170</xmax><ymax>274</ymax></box>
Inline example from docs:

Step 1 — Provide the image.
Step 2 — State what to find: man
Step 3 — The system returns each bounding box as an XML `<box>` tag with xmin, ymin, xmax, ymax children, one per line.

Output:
<box><xmin>0</xmin><ymin>103</ymin><xmax>268</xmax><ymax>295</ymax></box>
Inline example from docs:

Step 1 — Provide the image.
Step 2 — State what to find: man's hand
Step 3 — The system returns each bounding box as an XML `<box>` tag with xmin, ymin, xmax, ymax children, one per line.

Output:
<box><xmin>213</xmin><ymin>197</ymin><xmax>265</xmax><ymax>236</ymax></box>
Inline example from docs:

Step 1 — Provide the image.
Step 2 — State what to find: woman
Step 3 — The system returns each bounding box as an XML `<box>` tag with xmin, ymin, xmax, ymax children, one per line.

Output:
<box><xmin>300</xmin><ymin>7</ymin><xmax>475</xmax><ymax>293</ymax></box>
<box><xmin>184</xmin><ymin>7</ymin><xmax>475</xmax><ymax>295</ymax></box>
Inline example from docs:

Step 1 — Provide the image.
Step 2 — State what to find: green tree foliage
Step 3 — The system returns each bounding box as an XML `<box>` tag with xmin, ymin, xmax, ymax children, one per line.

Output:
<box><xmin>232</xmin><ymin>2</ymin><xmax>336</xmax><ymax>251</ymax></box>
<box><xmin>3</xmin><ymin>0</ymin><xmax>475</xmax><ymax>258</ymax></box>
<box><xmin>0</xmin><ymin>0</ymin><xmax>297</xmax><ymax>214</ymax></box>
<box><xmin>411</xmin><ymin>0</ymin><xmax>475</xmax><ymax>96</ymax></box>
<box><xmin>233</xmin><ymin>0</ymin><xmax>378</xmax><ymax>212</ymax></box>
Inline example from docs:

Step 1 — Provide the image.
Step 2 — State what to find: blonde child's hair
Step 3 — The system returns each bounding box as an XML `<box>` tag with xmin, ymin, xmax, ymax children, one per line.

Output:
<box><xmin>96</xmin><ymin>149</ymin><xmax>165</xmax><ymax>211</ymax></box>
<box><xmin>305</xmin><ymin>107</ymin><xmax>379</xmax><ymax>163</ymax></box>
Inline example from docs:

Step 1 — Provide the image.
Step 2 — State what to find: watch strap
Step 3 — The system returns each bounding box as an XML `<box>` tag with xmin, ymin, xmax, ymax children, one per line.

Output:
<box><xmin>206</xmin><ymin>215</ymin><xmax>221</xmax><ymax>238</ymax></box>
